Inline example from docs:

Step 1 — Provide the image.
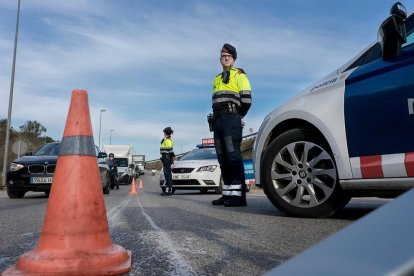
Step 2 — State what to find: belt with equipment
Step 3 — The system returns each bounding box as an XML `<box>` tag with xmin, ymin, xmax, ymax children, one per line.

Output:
<box><xmin>213</xmin><ymin>103</ymin><xmax>239</xmax><ymax>117</ymax></box>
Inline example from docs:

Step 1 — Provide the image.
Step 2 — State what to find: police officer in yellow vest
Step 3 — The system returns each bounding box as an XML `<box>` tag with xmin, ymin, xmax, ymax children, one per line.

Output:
<box><xmin>211</xmin><ymin>43</ymin><xmax>252</xmax><ymax>207</ymax></box>
<box><xmin>160</xmin><ymin>127</ymin><xmax>175</xmax><ymax>196</ymax></box>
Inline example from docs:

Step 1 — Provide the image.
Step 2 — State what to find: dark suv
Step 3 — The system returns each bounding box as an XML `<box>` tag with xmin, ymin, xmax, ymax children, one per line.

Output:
<box><xmin>6</xmin><ymin>142</ymin><xmax>111</xmax><ymax>198</ymax></box>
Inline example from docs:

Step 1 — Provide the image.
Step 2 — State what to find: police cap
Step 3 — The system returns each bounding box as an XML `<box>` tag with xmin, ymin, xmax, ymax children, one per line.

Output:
<box><xmin>221</xmin><ymin>43</ymin><xmax>237</xmax><ymax>60</ymax></box>
<box><xmin>163</xmin><ymin>127</ymin><xmax>173</xmax><ymax>135</ymax></box>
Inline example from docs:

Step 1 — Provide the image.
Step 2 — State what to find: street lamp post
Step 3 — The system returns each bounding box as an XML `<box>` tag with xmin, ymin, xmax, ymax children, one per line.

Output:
<box><xmin>98</xmin><ymin>109</ymin><xmax>106</xmax><ymax>150</ymax></box>
<box><xmin>1</xmin><ymin>0</ymin><xmax>21</xmax><ymax>189</ymax></box>
<box><xmin>110</xmin><ymin>129</ymin><xmax>115</xmax><ymax>145</ymax></box>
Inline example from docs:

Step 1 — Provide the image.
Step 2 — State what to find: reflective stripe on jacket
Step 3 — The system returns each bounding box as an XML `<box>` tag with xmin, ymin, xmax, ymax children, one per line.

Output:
<box><xmin>212</xmin><ymin>67</ymin><xmax>252</xmax><ymax>117</ymax></box>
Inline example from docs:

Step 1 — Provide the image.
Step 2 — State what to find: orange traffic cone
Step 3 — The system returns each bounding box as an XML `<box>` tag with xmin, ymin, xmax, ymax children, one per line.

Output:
<box><xmin>138</xmin><ymin>178</ymin><xmax>143</xmax><ymax>189</ymax></box>
<box><xmin>129</xmin><ymin>178</ymin><xmax>138</xmax><ymax>195</ymax></box>
<box><xmin>3</xmin><ymin>90</ymin><xmax>131</xmax><ymax>275</ymax></box>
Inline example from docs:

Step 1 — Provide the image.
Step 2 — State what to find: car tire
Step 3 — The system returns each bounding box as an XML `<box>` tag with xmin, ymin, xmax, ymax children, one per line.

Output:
<box><xmin>262</xmin><ymin>128</ymin><xmax>351</xmax><ymax>218</ymax></box>
<box><xmin>103</xmin><ymin>173</ymin><xmax>110</xmax><ymax>195</ymax></box>
<box><xmin>7</xmin><ymin>190</ymin><xmax>25</xmax><ymax>199</ymax></box>
<box><xmin>246</xmin><ymin>183</ymin><xmax>251</xmax><ymax>192</ymax></box>
<box><xmin>215</xmin><ymin>176</ymin><xmax>223</xmax><ymax>194</ymax></box>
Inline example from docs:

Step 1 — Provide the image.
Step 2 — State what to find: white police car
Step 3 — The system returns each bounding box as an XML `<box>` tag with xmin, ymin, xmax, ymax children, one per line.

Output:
<box><xmin>253</xmin><ymin>2</ymin><xmax>414</xmax><ymax>218</ymax></box>
<box><xmin>160</xmin><ymin>144</ymin><xmax>223</xmax><ymax>194</ymax></box>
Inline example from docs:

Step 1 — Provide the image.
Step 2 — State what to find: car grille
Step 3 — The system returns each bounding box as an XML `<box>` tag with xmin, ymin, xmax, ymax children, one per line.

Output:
<box><xmin>172</xmin><ymin>168</ymin><xmax>194</xmax><ymax>174</ymax></box>
<box><xmin>28</xmin><ymin>165</ymin><xmax>45</xmax><ymax>174</ymax></box>
<box><xmin>46</xmin><ymin>165</ymin><xmax>56</xmax><ymax>174</ymax></box>
<box><xmin>172</xmin><ymin>179</ymin><xmax>200</xmax><ymax>185</ymax></box>
<box><xmin>27</xmin><ymin>164</ymin><xmax>56</xmax><ymax>174</ymax></box>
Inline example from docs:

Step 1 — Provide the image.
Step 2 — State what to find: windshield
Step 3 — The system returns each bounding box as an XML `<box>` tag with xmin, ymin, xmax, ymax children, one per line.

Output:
<box><xmin>114</xmin><ymin>158</ymin><xmax>128</xmax><ymax>167</ymax></box>
<box><xmin>179</xmin><ymin>148</ymin><xmax>217</xmax><ymax>160</ymax></box>
<box><xmin>34</xmin><ymin>143</ymin><xmax>60</xmax><ymax>156</ymax></box>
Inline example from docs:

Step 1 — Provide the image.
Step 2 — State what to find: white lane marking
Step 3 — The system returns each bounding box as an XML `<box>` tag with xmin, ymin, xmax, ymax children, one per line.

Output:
<box><xmin>248</xmin><ymin>193</ymin><xmax>267</xmax><ymax>197</ymax></box>
<box><xmin>0</xmin><ymin>257</ymin><xmax>12</xmax><ymax>267</ymax></box>
<box><xmin>106</xmin><ymin>195</ymin><xmax>132</xmax><ymax>225</ymax></box>
<box><xmin>134</xmin><ymin>196</ymin><xmax>195</xmax><ymax>275</ymax></box>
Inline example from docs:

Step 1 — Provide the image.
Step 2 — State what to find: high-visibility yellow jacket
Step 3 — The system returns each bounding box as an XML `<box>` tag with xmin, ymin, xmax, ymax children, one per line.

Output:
<box><xmin>212</xmin><ymin>67</ymin><xmax>252</xmax><ymax>117</ymax></box>
<box><xmin>160</xmin><ymin>137</ymin><xmax>174</xmax><ymax>155</ymax></box>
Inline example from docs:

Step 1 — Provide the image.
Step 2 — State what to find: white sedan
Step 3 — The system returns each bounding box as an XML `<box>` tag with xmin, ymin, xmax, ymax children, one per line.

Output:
<box><xmin>160</xmin><ymin>147</ymin><xmax>222</xmax><ymax>194</ymax></box>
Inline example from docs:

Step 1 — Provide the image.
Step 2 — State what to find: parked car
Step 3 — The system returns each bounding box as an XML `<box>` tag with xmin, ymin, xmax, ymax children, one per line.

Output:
<box><xmin>160</xmin><ymin>143</ymin><xmax>252</xmax><ymax>194</ymax></box>
<box><xmin>6</xmin><ymin>142</ymin><xmax>111</xmax><ymax>198</ymax></box>
<box><xmin>253</xmin><ymin>2</ymin><xmax>414</xmax><ymax>218</ymax></box>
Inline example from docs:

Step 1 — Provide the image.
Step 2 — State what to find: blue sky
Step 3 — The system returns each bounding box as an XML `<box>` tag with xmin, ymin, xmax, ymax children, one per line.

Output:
<box><xmin>0</xmin><ymin>0</ymin><xmax>412</xmax><ymax>161</ymax></box>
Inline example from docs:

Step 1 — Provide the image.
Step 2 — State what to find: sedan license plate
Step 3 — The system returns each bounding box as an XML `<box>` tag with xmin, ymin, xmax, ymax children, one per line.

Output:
<box><xmin>173</xmin><ymin>174</ymin><xmax>190</xmax><ymax>180</ymax></box>
<box><xmin>31</xmin><ymin>177</ymin><xmax>53</xmax><ymax>184</ymax></box>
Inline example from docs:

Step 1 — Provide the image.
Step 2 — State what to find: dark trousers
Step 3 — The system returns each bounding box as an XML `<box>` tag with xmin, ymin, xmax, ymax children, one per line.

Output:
<box><xmin>109</xmin><ymin>168</ymin><xmax>119</xmax><ymax>189</ymax></box>
<box><xmin>213</xmin><ymin>114</ymin><xmax>246</xmax><ymax>200</ymax></box>
<box><xmin>162</xmin><ymin>158</ymin><xmax>173</xmax><ymax>190</ymax></box>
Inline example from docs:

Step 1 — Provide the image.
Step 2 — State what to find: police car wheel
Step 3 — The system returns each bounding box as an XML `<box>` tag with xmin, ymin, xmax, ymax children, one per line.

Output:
<box><xmin>262</xmin><ymin>128</ymin><xmax>350</xmax><ymax>218</ymax></box>
<box><xmin>215</xmin><ymin>176</ymin><xmax>223</xmax><ymax>194</ymax></box>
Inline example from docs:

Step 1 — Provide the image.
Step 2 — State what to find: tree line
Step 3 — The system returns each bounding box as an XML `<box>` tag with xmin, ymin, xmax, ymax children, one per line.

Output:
<box><xmin>1</xmin><ymin>119</ymin><xmax>55</xmax><ymax>183</ymax></box>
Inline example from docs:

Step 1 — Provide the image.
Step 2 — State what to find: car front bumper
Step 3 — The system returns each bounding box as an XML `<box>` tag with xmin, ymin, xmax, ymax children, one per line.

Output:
<box><xmin>6</xmin><ymin>171</ymin><xmax>53</xmax><ymax>192</ymax></box>
<box><xmin>159</xmin><ymin>171</ymin><xmax>220</xmax><ymax>189</ymax></box>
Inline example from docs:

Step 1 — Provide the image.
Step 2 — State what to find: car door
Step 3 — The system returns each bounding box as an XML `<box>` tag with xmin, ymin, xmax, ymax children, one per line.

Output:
<box><xmin>344</xmin><ymin>20</ymin><xmax>414</xmax><ymax>179</ymax></box>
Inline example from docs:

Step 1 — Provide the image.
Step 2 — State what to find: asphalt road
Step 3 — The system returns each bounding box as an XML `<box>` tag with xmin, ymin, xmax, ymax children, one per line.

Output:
<box><xmin>0</xmin><ymin>171</ymin><xmax>390</xmax><ymax>275</ymax></box>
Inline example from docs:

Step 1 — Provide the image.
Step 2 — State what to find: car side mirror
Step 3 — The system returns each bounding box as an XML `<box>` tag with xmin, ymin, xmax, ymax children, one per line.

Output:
<box><xmin>378</xmin><ymin>2</ymin><xmax>407</xmax><ymax>61</ymax></box>
<box><xmin>97</xmin><ymin>152</ymin><xmax>107</xmax><ymax>158</ymax></box>
<box><xmin>24</xmin><ymin>152</ymin><xmax>33</xmax><ymax>156</ymax></box>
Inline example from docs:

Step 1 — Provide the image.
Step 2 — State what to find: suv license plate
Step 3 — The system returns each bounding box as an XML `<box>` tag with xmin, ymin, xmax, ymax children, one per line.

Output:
<box><xmin>32</xmin><ymin>177</ymin><xmax>53</xmax><ymax>184</ymax></box>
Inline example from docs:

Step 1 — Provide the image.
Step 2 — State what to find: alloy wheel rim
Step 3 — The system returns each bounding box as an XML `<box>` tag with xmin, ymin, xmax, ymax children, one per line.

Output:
<box><xmin>271</xmin><ymin>141</ymin><xmax>337</xmax><ymax>208</ymax></box>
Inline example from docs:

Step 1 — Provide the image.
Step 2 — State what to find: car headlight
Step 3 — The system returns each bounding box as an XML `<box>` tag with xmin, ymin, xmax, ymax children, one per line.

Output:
<box><xmin>197</xmin><ymin>165</ymin><xmax>217</xmax><ymax>172</ymax></box>
<box><xmin>10</xmin><ymin>163</ymin><xmax>24</xmax><ymax>171</ymax></box>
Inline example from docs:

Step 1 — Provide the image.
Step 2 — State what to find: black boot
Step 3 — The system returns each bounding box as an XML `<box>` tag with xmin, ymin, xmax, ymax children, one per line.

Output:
<box><xmin>161</xmin><ymin>188</ymin><xmax>172</xmax><ymax>196</ymax></box>
<box><xmin>224</xmin><ymin>197</ymin><xmax>247</xmax><ymax>207</ymax></box>
<box><xmin>212</xmin><ymin>196</ymin><xmax>228</xmax><ymax>205</ymax></box>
